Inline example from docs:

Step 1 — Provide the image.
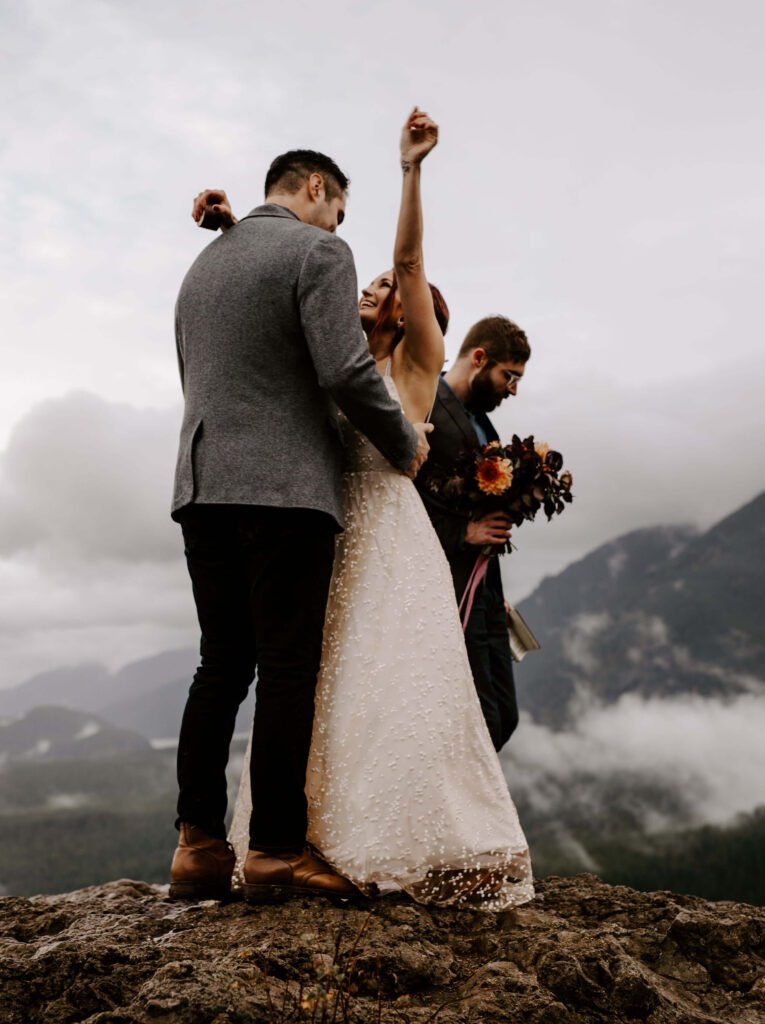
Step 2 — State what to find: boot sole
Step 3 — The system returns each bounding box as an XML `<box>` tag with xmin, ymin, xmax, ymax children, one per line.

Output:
<box><xmin>168</xmin><ymin>881</ymin><xmax>232</xmax><ymax>902</ymax></box>
<box><xmin>242</xmin><ymin>883</ymin><xmax>358</xmax><ymax>905</ymax></box>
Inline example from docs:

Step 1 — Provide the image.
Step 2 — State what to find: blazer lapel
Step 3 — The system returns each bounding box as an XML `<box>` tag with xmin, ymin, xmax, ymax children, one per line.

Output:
<box><xmin>436</xmin><ymin>378</ymin><xmax>479</xmax><ymax>447</ymax></box>
<box><xmin>475</xmin><ymin>409</ymin><xmax>499</xmax><ymax>444</ymax></box>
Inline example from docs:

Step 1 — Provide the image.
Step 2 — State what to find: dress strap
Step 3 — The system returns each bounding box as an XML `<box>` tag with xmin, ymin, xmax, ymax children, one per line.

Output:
<box><xmin>425</xmin><ymin>383</ymin><xmax>438</xmax><ymax>423</ymax></box>
<box><xmin>384</xmin><ymin>358</ymin><xmax>392</xmax><ymax>377</ymax></box>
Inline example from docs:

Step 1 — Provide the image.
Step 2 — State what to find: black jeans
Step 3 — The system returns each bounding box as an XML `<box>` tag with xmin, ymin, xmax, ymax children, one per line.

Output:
<box><xmin>175</xmin><ymin>504</ymin><xmax>336</xmax><ymax>851</ymax></box>
<box><xmin>463</xmin><ymin>585</ymin><xmax>519</xmax><ymax>752</ymax></box>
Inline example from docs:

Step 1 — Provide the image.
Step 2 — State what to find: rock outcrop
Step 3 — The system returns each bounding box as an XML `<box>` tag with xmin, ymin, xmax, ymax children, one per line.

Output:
<box><xmin>1</xmin><ymin>874</ymin><xmax>763</xmax><ymax>1023</ymax></box>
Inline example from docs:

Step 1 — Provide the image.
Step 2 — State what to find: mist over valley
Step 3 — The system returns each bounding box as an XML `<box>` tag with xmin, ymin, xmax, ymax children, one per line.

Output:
<box><xmin>1</xmin><ymin>493</ymin><xmax>762</xmax><ymax>902</ymax></box>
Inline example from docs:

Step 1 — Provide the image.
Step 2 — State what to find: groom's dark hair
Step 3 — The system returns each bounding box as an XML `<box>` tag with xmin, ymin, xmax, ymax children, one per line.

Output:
<box><xmin>458</xmin><ymin>316</ymin><xmax>530</xmax><ymax>364</ymax></box>
<box><xmin>265</xmin><ymin>150</ymin><xmax>350</xmax><ymax>200</ymax></box>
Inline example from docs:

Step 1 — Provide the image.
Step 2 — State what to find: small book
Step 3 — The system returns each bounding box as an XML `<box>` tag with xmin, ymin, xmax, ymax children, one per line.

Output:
<box><xmin>506</xmin><ymin>606</ymin><xmax>541</xmax><ymax>662</ymax></box>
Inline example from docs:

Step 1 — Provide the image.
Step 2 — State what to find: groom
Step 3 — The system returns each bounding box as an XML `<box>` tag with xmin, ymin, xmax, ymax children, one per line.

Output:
<box><xmin>169</xmin><ymin>150</ymin><xmax>432</xmax><ymax>901</ymax></box>
<box><xmin>414</xmin><ymin>316</ymin><xmax>531</xmax><ymax>752</ymax></box>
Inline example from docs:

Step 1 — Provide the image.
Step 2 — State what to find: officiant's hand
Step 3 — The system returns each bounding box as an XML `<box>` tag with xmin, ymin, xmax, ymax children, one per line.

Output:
<box><xmin>466</xmin><ymin>512</ymin><xmax>513</xmax><ymax>547</ymax></box>
<box><xmin>192</xmin><ymin>189</ymin><xmax>237</xmax><ymax>230</ymax></box>
<box><xmin>400</xmin><ymin>107</ymin><xmax>439</xmax><ymax>167</ymax></box>
<box><xmin>405</xmin><ymin>422</ymin><xmax>434</xmax><ymax>479</ymax></box>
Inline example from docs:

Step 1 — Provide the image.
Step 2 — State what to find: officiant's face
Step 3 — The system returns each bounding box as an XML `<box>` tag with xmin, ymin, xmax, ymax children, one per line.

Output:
<box><xmin>467</xmin><ymin>352</ymin><xmax>525</xmax><ymax>411</ymax></box>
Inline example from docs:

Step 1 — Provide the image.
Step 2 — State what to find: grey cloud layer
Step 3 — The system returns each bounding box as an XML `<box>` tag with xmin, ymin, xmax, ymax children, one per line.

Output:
<box><xmin>496</xmin><ymin>352</ymin><xmax>765</xmax><ymax>600</ymax></box>
<box><xmin>0</xmin><ymin>393</ymin><xmax>180</xmax><ymax>563</ymax></box>
<box><xmin>2</xmin><ymin>0</ymin><xmax>763</xmax><ymax>680</ymax></box>
<box><xmin>0</xmin><ymin>394</ymin><xmax>193</xmax><ymax>687</ymax></box>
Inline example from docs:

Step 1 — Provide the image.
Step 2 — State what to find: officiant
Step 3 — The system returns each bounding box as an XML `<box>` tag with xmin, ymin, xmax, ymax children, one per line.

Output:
<box><xmin>414</xmin><ymin>316</ymin><xmax>531</xmax><ymax>751</ymax></box>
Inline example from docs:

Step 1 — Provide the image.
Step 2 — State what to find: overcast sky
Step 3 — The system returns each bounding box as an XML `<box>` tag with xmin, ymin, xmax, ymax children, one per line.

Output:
<box><xmin>1</xmin><ymin>0</ymin><xmax>763</xmax><ymax>689</ymax></box>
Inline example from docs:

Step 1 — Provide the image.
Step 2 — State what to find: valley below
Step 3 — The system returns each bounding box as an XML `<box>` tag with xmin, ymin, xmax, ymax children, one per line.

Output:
<box><xmin>1</xmin><ymin>492</ymin><xmax>763</xmax><ymax>905</ymax></box>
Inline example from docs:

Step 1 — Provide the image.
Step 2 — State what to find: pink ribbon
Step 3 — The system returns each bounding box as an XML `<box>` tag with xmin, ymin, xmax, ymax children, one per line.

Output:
<box><xmin>458</xmin><ymin>552</ymin><xmax>491</xmax><ymax>631</ymax></box>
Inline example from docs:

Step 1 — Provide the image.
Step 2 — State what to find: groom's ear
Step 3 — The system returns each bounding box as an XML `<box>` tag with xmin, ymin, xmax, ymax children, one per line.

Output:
<box><xmin>306</xmin><ymin>172</ymin><xmax>325</xmax><ymax>202</ymax></box>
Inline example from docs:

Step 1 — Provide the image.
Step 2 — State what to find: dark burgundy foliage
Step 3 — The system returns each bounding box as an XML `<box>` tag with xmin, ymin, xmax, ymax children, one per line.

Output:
<box><xmin>427</xmin><ymin>434</ymin><xmax>573</xmax><ymax>555</ymax></box>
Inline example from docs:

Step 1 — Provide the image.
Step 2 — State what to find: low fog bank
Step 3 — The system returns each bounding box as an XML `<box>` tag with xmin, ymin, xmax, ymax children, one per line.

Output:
<box><xmin>502</xmin><ymin>691</ymin><xmax>765</xmax><ymax>851</ymax></box>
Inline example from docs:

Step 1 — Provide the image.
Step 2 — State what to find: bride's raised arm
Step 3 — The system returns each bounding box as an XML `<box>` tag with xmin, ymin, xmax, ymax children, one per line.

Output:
<box><xmin>392</xmin><ymin>108</ymin><xmax>445</xmax><ymax>380</ymax></box>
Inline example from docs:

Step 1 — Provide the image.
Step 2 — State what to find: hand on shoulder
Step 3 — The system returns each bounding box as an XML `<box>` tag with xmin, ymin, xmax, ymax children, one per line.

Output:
<box><xmin>191</xmin><ymin>189</ymin><xmax>237</xmax><ymax>231</ymax></box>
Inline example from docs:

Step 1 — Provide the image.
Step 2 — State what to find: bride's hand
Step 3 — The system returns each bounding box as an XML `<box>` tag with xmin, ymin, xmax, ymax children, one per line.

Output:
<box><xmin>191</xmin><ymin>189</ymin><xmax>236</xmax><ymax>230</ymax></box>
<box><xmin>400</xmin><ymin>107</ymin><xmax>438</xmax><ymax>168</ymax></box>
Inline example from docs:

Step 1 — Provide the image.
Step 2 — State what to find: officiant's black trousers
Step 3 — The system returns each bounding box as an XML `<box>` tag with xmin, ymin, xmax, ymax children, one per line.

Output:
<box><xmin>463</xmin><ymin>586</ymin><xmax>519</xmax><ymax>752</ymax></box>
<box><xmin>175</xmin><ymin>503</ymin><xmax>336</xmax><ymax>851</ymax></box>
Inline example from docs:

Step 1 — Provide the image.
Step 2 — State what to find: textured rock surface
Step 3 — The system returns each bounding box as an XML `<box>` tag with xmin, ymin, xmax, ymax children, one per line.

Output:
<box><xmin>1</xmin><ymin>874</ymin><xmax>764</xmax><ymax>1023</ymax></box>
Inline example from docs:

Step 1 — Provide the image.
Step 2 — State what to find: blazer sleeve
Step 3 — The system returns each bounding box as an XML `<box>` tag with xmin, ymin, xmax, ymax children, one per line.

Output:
<box><xmin>297</xmin><ymin>233</ymin><xmax>418</xmax><ymax>471</ymax></box>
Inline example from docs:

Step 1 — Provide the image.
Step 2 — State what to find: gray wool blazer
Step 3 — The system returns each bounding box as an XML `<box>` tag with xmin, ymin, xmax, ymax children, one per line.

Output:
<box><xmin>171</xmin><ymin>204</ymin><xmax>418</xmax><ymax>528</ymax></box>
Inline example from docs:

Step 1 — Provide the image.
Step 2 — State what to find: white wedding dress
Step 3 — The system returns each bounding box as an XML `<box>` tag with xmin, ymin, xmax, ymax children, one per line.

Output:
<box><xmin>229</xmin><ymin>371</ymin><xmax>533</xmax><ymax>909</ymax></box>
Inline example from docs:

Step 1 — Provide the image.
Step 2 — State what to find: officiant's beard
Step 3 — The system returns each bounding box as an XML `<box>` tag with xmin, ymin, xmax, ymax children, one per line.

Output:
<box><xmin>466</xmin><ymin>366</ymin><xmax>505</xmax><ymax>413</ymax></box>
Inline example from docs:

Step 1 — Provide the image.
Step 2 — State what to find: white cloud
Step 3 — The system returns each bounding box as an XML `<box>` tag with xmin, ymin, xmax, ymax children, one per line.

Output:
<box><xmin>504</xmin><ymin>692</ymin><xmax>765</xmax><ymax>830</ymax></box>
<box><xmin>561</xmin><ymin>613</ymin><xmax>612</xmax><ymax>673</ymax></box>
<box><xmin>0</xmin><ymin>555</ymin><xmax>196</xmax><ymax>689</ymax></box>
<box><xmin>0</xmin><ymin>393</ymin><xmax>195</xmax><ymax>688</ymax></box>
<box><xmin>0</xmin><ymin>392</ymin><xmax>180</xmax><ymax>563</ymax></box>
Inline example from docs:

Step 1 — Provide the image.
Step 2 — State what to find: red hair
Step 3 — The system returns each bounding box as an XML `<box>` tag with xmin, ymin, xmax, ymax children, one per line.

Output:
<box><xmin>369</xmin><ymin>270</ymin><xmax>449</xmax><ymax>352</ymax></box>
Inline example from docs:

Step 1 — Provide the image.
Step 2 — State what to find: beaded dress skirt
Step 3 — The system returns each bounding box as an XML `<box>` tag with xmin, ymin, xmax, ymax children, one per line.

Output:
<box><xmin>229</xmin><ymin>375</ymin><xmax>533</xmax><ymax>909</ymax></box>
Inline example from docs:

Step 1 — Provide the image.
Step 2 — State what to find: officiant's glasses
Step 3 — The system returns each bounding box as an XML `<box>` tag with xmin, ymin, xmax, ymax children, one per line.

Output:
<box><xmin>487</xmin><ymin>359</ymin><xmax>523</xmax><ymax>390</ymax></box>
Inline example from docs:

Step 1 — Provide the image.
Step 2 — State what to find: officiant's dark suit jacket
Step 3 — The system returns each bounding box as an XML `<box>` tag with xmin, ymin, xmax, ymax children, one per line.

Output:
<box><xmin>414</xmin><ymin>377</ymin><xmax>519</xmax><ymax>750</ymax></box>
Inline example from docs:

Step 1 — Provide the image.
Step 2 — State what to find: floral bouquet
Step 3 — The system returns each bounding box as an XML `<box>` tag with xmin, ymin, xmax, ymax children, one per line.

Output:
<box><xmin>427</xmin><ymin>435</ymin><xmax>573</xmax><ymax>626</ymax></box>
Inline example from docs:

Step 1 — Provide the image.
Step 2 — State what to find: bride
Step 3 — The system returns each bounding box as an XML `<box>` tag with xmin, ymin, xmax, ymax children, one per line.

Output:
<box><xmin>193</xmin><ymin>109</ymin><xmax>533</xmax><ymax>909</ymax></box>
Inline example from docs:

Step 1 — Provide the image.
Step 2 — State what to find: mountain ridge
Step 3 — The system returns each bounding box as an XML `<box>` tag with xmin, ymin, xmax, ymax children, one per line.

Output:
<box><xmin>517</xmin><ymin>490</ymin><xmax>765</xmax><ymax>726</ymax></box>
<box><xmin>0</xmin><ymin>705</ymin><xmax>150</xmax><ymax>763</ymax></box>
<box><xmin>0</xmin><ymin>649</ymin><xmax>198</xmax><ymax>720</ymax></box>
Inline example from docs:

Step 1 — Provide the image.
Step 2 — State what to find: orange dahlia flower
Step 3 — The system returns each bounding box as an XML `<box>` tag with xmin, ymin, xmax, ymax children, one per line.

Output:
<box><xmin>476</xmin><ymin>457</ymin><xmax>514</xmax><ymax>495</ymax></box>
<box><xmin>534</xmin><ymin>442</ymin><xmax>550</xmax><ymax>460</ymax></box>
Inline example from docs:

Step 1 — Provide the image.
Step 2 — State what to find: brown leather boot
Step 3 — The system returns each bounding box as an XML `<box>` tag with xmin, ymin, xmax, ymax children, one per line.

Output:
<box><xmin>243</xmin><ymin>844</ymin><xmax>360</xmax><ymax>903</ymax></box>
<box><xmin>169</xmin><ymin>823</ymin><xmax>236</xmax><ymax>901</ymax></box>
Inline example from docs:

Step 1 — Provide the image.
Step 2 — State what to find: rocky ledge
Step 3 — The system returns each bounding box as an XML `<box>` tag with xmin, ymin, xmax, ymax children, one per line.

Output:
<box><xmin>1</xmin><ymin>875</ymin><xmax>764</xmax><ymax>1023</ymax></box>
